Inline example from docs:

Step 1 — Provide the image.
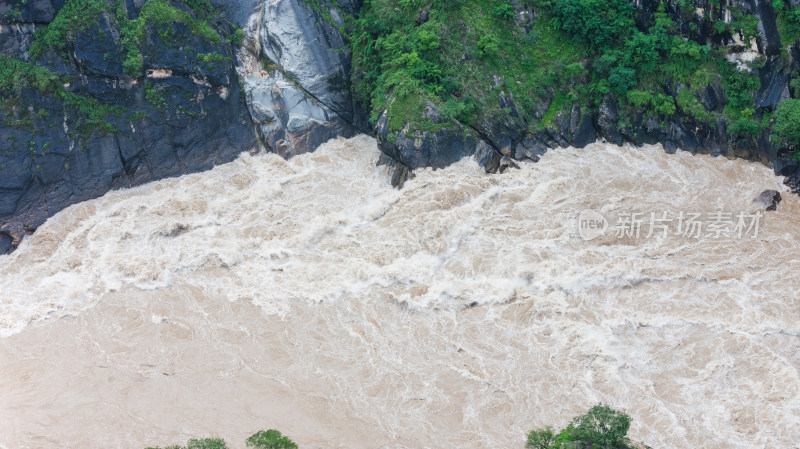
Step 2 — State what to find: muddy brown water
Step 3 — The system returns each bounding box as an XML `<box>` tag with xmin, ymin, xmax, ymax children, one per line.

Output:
<box><xmin>1</xmin><ymin>136</ymin><xmax>798</xmax><ymax>448</ymax></box>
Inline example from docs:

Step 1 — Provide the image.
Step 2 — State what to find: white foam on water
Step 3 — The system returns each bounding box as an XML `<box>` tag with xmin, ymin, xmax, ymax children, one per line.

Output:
<box><xmin>1</xmin><ymin>135</ymin><xmax>799</xmax><ymax>448</ymax></box>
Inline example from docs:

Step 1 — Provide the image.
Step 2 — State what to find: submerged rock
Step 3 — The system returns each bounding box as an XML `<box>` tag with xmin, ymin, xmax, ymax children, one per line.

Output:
<box><xmin>498</xmin><ymin>156</ymin><xmax>520</xmax><ymax>173</ymax></box>
<box><xmin>753</xmin><ymin>189</ymin><xmax>782</xmax><ymax>211</ymax></box>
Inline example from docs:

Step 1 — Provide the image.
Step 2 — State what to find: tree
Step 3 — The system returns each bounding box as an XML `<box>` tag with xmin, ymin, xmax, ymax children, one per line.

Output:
<box><xmin>564</xmin><ymin>403</ymin><xmax>631</xmax><ymax>449</ymax></box>
<box><xmin>526</xmin><ymin>426</ymin><xmax>555</xmax><ymax>449</ymax></box>
<box><xmin>774</xmin><ymin>98</ymin><xmax>800</xmax><ymax>144</ymax></box>
<box><xmin>246</xmin><ymin>430</ymin><xmax>298</xmax><ymax>449</ymax></box>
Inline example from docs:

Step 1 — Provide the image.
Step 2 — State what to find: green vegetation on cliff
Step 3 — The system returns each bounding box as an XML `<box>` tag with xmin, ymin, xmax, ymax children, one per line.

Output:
<box><xmin>0</xmin><ymin>55</ymin><xmax>125</xmax><ymax>137</ymax></box>
<box><xmin>29</xmin><ymin>0</ymin><xmax>235</xmax><ymax>75</ymax></box>
<box><xmin>28</xmin><ymin>0</ymin><xmax>110</xmax><ymax>59</ymax></box>
<box><xmin>774</xmin><ymin>0</ymin><xmax>800</xmax><ymax>48</ymax></box>
<box><xmin>0</xmin><ymin>0</ymin><xmax>241</xmax><ymax>149</ymax></box>
<box><xmin>349</xmin><ymin>0</ymin><xmax>771</xmax><ymax>139</ymax></box>
<box><xmin>351</xmin><ymin>0</ymin><xmax>587</xmax><ymax>132</ymax></box>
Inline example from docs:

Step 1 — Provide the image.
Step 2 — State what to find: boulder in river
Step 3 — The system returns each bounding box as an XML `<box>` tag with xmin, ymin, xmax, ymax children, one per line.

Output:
<box><xmin>753</xmin><ymin>189</ymin><xmax>782</xmax><ymax>211</ymax></box>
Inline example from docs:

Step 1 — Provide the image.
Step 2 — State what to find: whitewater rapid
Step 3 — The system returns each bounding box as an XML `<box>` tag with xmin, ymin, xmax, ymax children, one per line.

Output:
<box><xmin>0</xmin><ymin>136</ymin><xmax>798</xmax><ymax>448</ymax></box>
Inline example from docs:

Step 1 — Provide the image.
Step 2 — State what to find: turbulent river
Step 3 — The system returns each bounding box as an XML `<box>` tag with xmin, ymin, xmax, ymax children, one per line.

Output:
<box><xmin>1</xmin><ymin>136</ymin><xmax>799</xmax><ymax>449</ymax></box>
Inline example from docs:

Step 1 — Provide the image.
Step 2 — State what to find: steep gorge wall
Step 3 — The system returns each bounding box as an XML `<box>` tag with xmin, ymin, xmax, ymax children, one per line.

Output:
<box><xmin>0</xmin><ymin>0</ymin><xmax>366</xmax><ymax>254</ymax></box>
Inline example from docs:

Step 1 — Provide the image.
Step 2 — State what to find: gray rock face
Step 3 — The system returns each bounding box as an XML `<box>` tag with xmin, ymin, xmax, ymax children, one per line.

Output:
<box><xmin>0</xmin><ymin>231</ymin><xmax>12</xmax><ymax>254</ymax></box>
<box><xmin>209</xmin><ymin>0</ymin><xmax>261</xmax><ymax>27</ymax></box>
<box><xmin>743</xmin><ymin>0</ymin><xmax>782</xmax><ymax>56</ymax></box>
<box><xmin>237</xmin><ymin>0</ymin><xmax>360</xmax><ymax>156</ymax></box>
<box><xmin>0</xmin><ymin>22</ymin><xmax>39</xmax><ymax>55</ymax></box>
<box><xmin>475</xmin><ymin>140</ymin><xmax>502</xmax><ymax>172</ymax></box>
<box><xmin>755</xmin><ymin>57</ymin><xmax>790</xmax><ymax>109</ymax></box>
<box><xmin>245</xmin><ymin>73</ymin><xmax>354</xmax><ymax>158</ymax></box>
<box><xmin>332</xmin><ymin>0</ymin><xmax>362</xmax><ymax>14</ymax></box>
<box><xmin>259</xmin><ymin>0</ymin><xmax>353</xmax><ymax>121</ymax></box>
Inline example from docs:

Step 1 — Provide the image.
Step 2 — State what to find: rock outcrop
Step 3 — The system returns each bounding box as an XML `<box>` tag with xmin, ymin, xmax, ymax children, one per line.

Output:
<box><xmin>245</xmin><ymin>72</ymin><xmax>354</xmax><ymax>158</ymax></box>
<box><xmin>238</xmin><ymin>0</ymin><xmax>357</xmax><ymax>158</ymax></box>
<box><xmin>375</xmin><ymin>101</ymin><xmax>482</xmax><ymax>172</ymax></box>
<box><xmin>259</xmin><ymin>0</ymin><xmax>352</xmax><ymax>120</ymax></box>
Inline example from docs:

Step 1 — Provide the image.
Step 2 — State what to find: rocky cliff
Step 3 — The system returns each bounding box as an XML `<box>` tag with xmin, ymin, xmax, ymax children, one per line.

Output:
<box><xmin>0</xmin><ymin>0</ymin><xmax>369</xmax><ymax>253</ymax></box>
<box><xmin>0</xmin><ymin>0</ymin><xmax>256</xmax><ymax>253</ymax></box>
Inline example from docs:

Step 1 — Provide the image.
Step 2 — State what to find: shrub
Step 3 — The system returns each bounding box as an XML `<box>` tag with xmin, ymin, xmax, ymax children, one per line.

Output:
<box><xmin>526</xmin><ymin>404</ymin><xmax>632</xmax><ymax>449</ymax></box>
<box><xmin>145</xmin><ymin>82</ymin><xmax>167</xmax><ymax>109</ymax></box>
<box><xmin>440</xmin><ymin>97</ymin><xmax>478</xmax><ymax>124</ymax></box>
<box><xmin>608</xmin><ymin>67</ymin><xmax>636</xmax><ymax>95</ymax></box>
<box><xmin>493</xmin><ymin>2</ymin><xmax>515</xmax><ymax>22</ymax></box>
<box><xmin>136</xmin><ymin>0</ymin><xmax>222</xmax><ymax>45</ymax></box>
<box><xmin>676</xmin><ymin>88</ymin><xmax>710</xmax><ymax>122</ymax></box>
<box><xmin>477</xmin><ymin>34</ymin><xmax>501</xmax><ymax>59</ymax></box>
<box><xmin>185</xmin><ymin>439</ymin><xmax>228</xmax><ymax>449</ymax></box>
<box><xmin>198</xmin><ymin>52</ymin><xmax>226</xmax><ymax>63</ymax></box>
<box><xmin>0</xmin><ymin>55</ymin><xmax>62</xmax><ymax>95</ymax></box>
<box><xmin>145</xmin><ymin>430</ymin><xmax>296</xmax><ymax>449</ymax></box>
<box><xmin>791</xmin><ymin>77</ymin><xmax>800</xmax><ymax>96</ymax></box>
<box><xmin>627</xmin><ymin>90</ymin><xmax>654</xmax><ymax>108</ymax></box>
<box><xmin>774</xmin><ymin>98</ymin><xmax>800</xmax><ymax>143</ymax></box>
<box><xmin>29</xmin><ymin>0</ymin><xmax>108</xmax><ymax>58</ymax></box>
<box><xmin>723</xmin><ymin>67</ymin><xmax>760</xmax><ymax>112</ymax></box>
